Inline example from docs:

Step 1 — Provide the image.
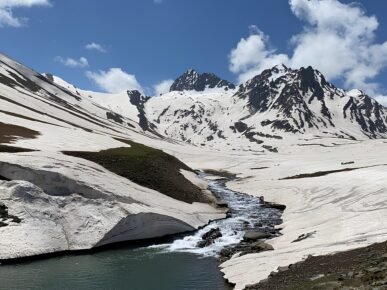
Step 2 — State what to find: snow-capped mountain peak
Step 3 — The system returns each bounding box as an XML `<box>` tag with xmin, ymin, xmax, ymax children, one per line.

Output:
<box><xmin>169</xmin><ymin>69</ymin><xmax>236</xmax><ymax>92</ymax></box>
<box><xmin>21</xmin><ymin>57</ymin><xmax>387</xmax><ymax>152</ymax></box>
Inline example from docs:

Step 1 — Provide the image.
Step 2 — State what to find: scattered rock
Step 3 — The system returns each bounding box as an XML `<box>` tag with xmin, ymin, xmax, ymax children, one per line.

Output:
<box><xmin>292</xmin><ymin>231</ymin><xmax>317</xmax><ymax>243</ymax></box>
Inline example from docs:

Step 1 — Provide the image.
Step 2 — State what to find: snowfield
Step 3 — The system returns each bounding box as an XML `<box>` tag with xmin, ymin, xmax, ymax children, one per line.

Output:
<box><xmin>1</xmin><ymin>52</ymin><xmax>387</xmax><ymax>289</ymax></box>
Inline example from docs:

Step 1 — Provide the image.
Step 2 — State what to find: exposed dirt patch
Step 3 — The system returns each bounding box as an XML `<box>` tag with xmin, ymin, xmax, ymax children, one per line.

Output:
<box><xmin>63</xmin><ymin>139</ymin><xmax>212</xmax><ymax>204</ymax></box>
<box><xmin>0</xmin><ymin>122</ymin><xmax>39</xmax><ymax>144</ymax></box>
<box><xmin>0</xmin><ymin>145</ymin><xmax>36</xmax><ymax>153</ymax></box>
<box><xmin>281</xmin><ymin>168</ymin><xmax>357</xmax><ymax>179</ymax></box>
<box><xmin>246</xmin><ymin>240</ymin><xmax>387</xmax><ymax>290</ymax></box>
<box><xmin>281</xmin><ymin>164</ymin><xmax>387</xmax><ymax>180</ymax></box>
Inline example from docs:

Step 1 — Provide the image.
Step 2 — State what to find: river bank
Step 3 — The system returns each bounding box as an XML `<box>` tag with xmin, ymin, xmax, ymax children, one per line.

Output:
<box><xmin>0</xmin><ymin>173</ymin><xmax>285</xmax><ymax>290</ymax></box>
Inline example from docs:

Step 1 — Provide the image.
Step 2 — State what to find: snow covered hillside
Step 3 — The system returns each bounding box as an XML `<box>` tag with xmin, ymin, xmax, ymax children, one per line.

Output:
<box><xmin>52</xmin><ymin>63</ymin><xmax>387</xmax><ymax>153</ymax></box>
<box><xmin>0</xmin><ymin>52</ymin><xmax>225</xmax><ymax>259</ymax></box>
<box><xmin>2</xmin><ymin>52</ymin><xmax>387</xmax><ymax>290</ymax></box>
<box><xmin>146</xmin><ymin>65</ymin><xmax>387</xmax><ymax>152</ymax></box>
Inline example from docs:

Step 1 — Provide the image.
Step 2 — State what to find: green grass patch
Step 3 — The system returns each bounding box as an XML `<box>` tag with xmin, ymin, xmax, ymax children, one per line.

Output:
<box><xmin>63</xmin><ymin>139</ymin><xmax>212</xmax><ymax>204</ymax></box>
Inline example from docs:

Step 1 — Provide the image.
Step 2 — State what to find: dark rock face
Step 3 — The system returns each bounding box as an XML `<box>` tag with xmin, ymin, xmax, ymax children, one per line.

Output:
<box><xmin>236</xmin><ymin>65</ymin><xmax>335</xmax><ymax>133</ymax></box>
<box><xmin>342</xmin><ymin>91</ymin><xmax>387</xmax><ymax>138</ymax></box>
<box><xmin>234</xmin><ymin>64</ymin><xmax>387</xmax><ymax>137</ymax></box>
<box><xmin>106</xmin><ymin>112</ymin><xmax>123</xmax><ymax>124</ymax></box>
<box><xmin>197</xmin><ymin>228</ymin><xmax>222</xmax><ymax>248</ymax></box>
<box><xmin>170</xmin><ymin>69</ymin><xmax>235</xmax><ymax>92</ymax></box>
<box><xmin>127</xmin><ymin>90</ymin><xmax>156</xmax><ymax>133</ymax></box>
<box><xmin>0</xmin><ymin>203</ymin><xmax>21</xmax><ymax>227</ymax></box>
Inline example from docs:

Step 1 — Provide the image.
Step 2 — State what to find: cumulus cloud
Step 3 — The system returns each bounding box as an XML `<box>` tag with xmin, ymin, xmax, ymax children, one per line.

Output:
<box><xmin>229</xmin><ymin>0</ymin><xmax>387</xmax><ymax>99</ymax></box>
<box><xmin>85</xmin><ymin>42</ymin><xmax>107</xmax><ymax>53</ymax></box>
<box><xmin>229</xmin><ymin>25</ymin><xmax>289</xmax><ymax>83</ymax></box>
<box><xmin>154</xmin><ymin>79</ymin><xmax>173</xmax><ymax>96</ymax></box>
<box><xmin>86</xmin><ymin>68</ymin><xmax>143</xmax><ymax>94</ymax></box>
<box><xmin>0</xmin><ymin>0</ymin><xmax>50</xmax><ymax>27</ymax></box>
<box><xmin>55</xmin><ymin>56</ymin><xmax>89</xmax><ymax>68</ymax></box>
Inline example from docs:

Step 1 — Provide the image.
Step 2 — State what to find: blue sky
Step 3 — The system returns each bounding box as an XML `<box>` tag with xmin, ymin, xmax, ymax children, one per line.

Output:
<box><xmin>0</xmin><ymin>0</ymin><xmax>387</xmax><ymax>100</ymax></box>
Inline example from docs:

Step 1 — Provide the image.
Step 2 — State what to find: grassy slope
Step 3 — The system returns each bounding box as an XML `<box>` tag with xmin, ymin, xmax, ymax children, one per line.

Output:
<box><xmin>64</xmin><ymin>139</ymin><xmax>212</xmax><ymax>204</ymax></box>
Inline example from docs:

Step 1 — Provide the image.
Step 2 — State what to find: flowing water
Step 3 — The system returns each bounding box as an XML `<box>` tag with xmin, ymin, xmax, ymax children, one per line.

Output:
<box><xmin>158</xmin><ymin>175</ymin><xmax>282</xmax><ymax>256</ymax></box>
<box><xmin>0</xmin><ymin>175</ymin><xmax>282</xmax><ymax>290</ymax></box>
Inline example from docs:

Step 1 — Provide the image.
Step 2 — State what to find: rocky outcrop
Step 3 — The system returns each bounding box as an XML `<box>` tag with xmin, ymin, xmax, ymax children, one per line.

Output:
<box><xmin>170</xmin><ymin>69</ymin><xmax>235</xmax><ymax>92</ymax></box>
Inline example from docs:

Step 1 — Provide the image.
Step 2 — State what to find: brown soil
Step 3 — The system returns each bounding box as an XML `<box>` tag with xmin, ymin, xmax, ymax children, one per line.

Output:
<box><xmin>0</xmin><ymin>122</ymin><xmax>39</xmax><ymax>144</ymax></box>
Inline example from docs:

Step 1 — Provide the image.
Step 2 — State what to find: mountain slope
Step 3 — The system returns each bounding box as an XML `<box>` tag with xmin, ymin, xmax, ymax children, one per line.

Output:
<box><xmin>145</xmin><ymin>65</ymin><xmax>387</xmax><ymax>152</ymax></box>
<box><xmin>0</xmin><ymin>53</ymin><xmax>224</xmax><ymax>260</ymax></box>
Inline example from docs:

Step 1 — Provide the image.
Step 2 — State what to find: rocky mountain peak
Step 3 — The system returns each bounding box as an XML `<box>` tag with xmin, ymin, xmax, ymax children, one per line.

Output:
<box><xmin>169</xmin><ymin>69</ymin><xmax>235</xmax><ymax>92</ymax></box>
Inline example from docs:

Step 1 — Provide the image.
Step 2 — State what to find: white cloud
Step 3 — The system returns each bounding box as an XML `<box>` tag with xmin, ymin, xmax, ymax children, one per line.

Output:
<box><xmin>229</xmin><ymin>0</ymin><xmax>387</xmax><ymax>97</ymax></box>
<box><xmin>374</xmin><ymin>95</ymin><xmax>387</xmax><ymax>107</ymax></box>
<box><xmin>0</xmin><ymin>0</ymin><xmax>50</xmax><ymax>27</ymax></box>
<box><xmin>55</xmin><ymin>56</ymin><xmax>89</xmax><ymax>68</ymax></box>
<box><xmin>154</xmin><ymin>0</ymin><xmax>162</xmax><ymax>4</ymax></box>
<box><xmin>154</xmin><ymin>79</ymin><xmax>173</xmax><ymax>96</ymax></box>
<box><xmin>86</xmin><ymin>68</ymin><xmax>143</xmax><ymax>94</ymax></box>
<box><xmin>85</xmin><ymin>42</ymin><xmax>107</xmax><ymax>53</ymax></box>
<box><xmin>229</xmin><ymin>26</ymin><xmax>289</xmax><ymax>83</ymax></box>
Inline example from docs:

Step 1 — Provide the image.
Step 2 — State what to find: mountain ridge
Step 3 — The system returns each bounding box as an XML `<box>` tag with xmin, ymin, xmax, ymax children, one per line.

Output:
<box><xmin>19</xmin><ymin>53</ymin><xmax>387</xmax><ymax>152</ymax></box>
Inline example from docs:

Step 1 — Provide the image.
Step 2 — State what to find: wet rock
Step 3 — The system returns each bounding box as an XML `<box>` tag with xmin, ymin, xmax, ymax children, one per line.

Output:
<box><xmin>263</xmin><ymin>202</ymin><xmax>286</xmax><ymax>211</ymax></box>
<box><xmin>197</xmin><ymin>228</ymin><xmax>222</xmax><ymax>248</ymax></box>
<box><xmin>215</xmin><ymin>200</ymin><xmax>228</xmax><ymax>208</ymax></box>
<box><xmin>219</xmin><ymin>241</ymin><xmax>274</xmax><ymax>262</ymax></box>
<box><xmin>251</xmin><ymin>241</ymin><xmax>274</xmax><ymax>252</ymax></box>
<box><xmin>243</xmin><ymin>230</ymin><xmax>272</xmax><ymax>241</ymax></box>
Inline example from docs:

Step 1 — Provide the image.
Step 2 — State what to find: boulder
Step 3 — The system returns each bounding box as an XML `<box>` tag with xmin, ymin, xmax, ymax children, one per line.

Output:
<box><xmin>243</xmin><ymin>230</ymin><xmax>272</xmax><ymax>241</ymax></box>
<box><xmin>263</xmin><ymin>202</ymin><xmax>286</xmax><ymax>211</ymax></box>
<box><xmin>197</xmin><ymin>228</ymin><xmax>222</xmax><ymax>248</ymax></box>
<box><xmin>251</xmin><ymin>241</ymin><xmax>274</xmax><ymax>251</ymax></box>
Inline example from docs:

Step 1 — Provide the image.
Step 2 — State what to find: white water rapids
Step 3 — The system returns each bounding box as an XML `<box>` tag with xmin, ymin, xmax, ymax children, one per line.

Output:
<box><xmin>153</xmin><ymin>175</ymin><xmax>282</xmax><ymax>257</ymax></box>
